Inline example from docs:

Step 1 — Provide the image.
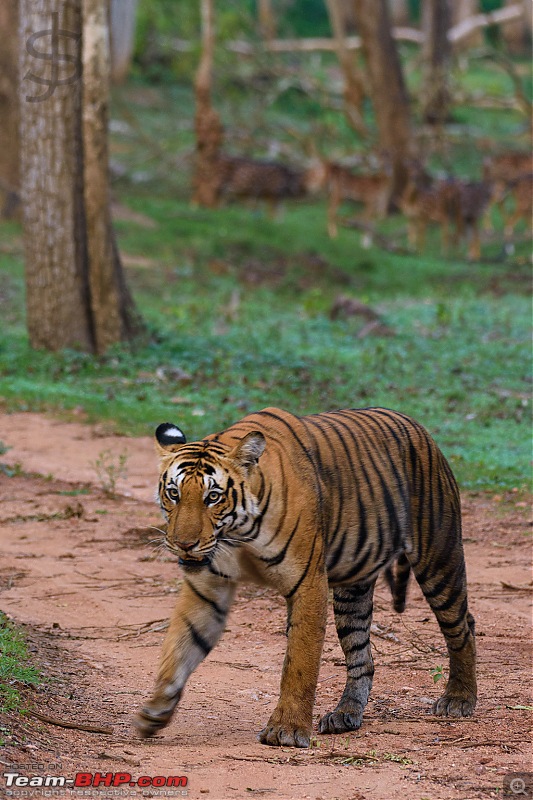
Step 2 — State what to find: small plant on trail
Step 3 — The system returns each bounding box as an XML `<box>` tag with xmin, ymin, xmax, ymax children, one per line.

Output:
<box><xmin>91</xmin><ymin>450</ymin><xmax>129</xmax><ymax>496</ymax></box>
<box><xmin>430</xmin><ymin>664</ymin><xmax>445</xmax><ymax>683</ymax></box>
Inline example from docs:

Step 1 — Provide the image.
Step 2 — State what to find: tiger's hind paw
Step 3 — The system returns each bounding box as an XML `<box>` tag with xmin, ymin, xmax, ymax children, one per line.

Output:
<box><xmin>432</xmin><ymin>693</ymin><xmax>476</xmax><ymax>718</ymax></box>
<box><xmin>318</xmin><ymin>709</ymin><xmax>363</xmax><ymax>734</ymax></box>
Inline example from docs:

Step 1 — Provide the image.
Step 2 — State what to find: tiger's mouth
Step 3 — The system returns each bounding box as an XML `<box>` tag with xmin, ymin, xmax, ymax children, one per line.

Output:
<box><xmin>178</xmin><ymin>555</ymin><xmax>211</xmax><ymax>570</ymax></box>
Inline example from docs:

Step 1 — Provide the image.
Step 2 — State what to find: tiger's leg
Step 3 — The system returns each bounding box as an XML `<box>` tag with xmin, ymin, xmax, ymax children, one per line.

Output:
<box><xmin>412</xmin><ymin>552</ymin><xmax>477</xmax><ymax>717</ymax></box>
<box><xmin>135</xmin><ymin>577</ymin><xmax>236</xmax><ymax>738</ymax></box>
<box><xmin>318</xmin><ymin>582</ymin><xmax>375</xmax><ymax>734</ymax></box>
<box><xmin>259</xmin><ymin>572</ymin><xmax>328</xmax><ymax>748</ymax></box>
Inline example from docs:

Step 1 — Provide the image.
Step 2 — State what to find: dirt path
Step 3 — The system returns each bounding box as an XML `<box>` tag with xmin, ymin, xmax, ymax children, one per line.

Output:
<box><xmin>0</xmin><ymin>412</ymin><xmax>531</xmax><ymax>800</ymax></box>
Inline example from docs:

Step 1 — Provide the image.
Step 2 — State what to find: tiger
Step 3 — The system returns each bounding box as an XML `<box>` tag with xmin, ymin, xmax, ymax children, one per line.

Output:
<box><xmin>135</xmin><ymin>406</ymin><xmax>477</xmax><ymax>748</ymax></box>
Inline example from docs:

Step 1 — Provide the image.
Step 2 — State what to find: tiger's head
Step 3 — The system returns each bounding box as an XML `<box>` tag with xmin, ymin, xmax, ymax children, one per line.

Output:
<box><xmin>155</xmin><ymin>423</ymin><xmax>266</xmax><ymax>569</ymax></box>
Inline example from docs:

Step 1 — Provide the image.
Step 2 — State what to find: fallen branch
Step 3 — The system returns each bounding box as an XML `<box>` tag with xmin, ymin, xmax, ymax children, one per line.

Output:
<box><xmin>501</xmin><ymin>581</ymin><xmax>533</xmax><ymax>593</ymax></box>
<box><xmin>29</xmin><ymin>710</ymin><xmax>113</xmax><ymax>735</ymax></box>
<box><xmin>449</xmin><ymin>4</ymin><xmax>524</xmax><ymax>44</ymax></box>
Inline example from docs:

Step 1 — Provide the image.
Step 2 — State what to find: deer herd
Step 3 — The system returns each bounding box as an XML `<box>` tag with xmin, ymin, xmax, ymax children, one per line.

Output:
<box><xmin>205</xmin><ymin>148</ymin><xmax>532</xmax><ymax>259</ymax></box>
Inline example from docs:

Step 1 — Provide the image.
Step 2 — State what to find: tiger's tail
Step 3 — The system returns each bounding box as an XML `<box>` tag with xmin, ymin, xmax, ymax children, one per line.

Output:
<box><xmin>384</xmin><ymin>552</ymin><xmax>411</xmax><ymax>613</ymax></box>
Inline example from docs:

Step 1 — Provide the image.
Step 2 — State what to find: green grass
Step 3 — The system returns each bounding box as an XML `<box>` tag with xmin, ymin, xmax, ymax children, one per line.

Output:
<box><xmin>0</xmin><ymin>613</ymin><xmax>40</xmax><ymax>716</ymax></box>
<box><xmin>0</xmin><ymin>63</ymin><xmax>531</xmax><ymax>492</ymax></box>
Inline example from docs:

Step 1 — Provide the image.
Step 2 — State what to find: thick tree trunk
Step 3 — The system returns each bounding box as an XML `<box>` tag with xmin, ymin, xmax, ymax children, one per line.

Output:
<box><xmin>83</xmin><ymin>0</ymin><xmax>139</xmax><ymax>352</ymax></box>
<box><xmin>192</xmin><ymin>0</ymin><xmax>224</xmax><ymax>208</ymax></box>
<box><xmin>352</xmin><ymin>0</ymin><xmax>412</xmax><ymax>199</ymax></box>
<box><xmin>20</xmin><ymin>0</ymin><xmax>141</xmax><ymax>353</ymax></box>
<box><xmin>0</xmin><ymin>0</ymin><xmax>20</xmax><ymax>217</ymax></box>
<box><xmin>422</xmin><ymin>0</ymin><xmax>452</xmax><ymax>125</ymax></box>
<box><xmin>20</xmin><ymin>0</ymin><xmax>93</xmax><ymax>351</ymax></box>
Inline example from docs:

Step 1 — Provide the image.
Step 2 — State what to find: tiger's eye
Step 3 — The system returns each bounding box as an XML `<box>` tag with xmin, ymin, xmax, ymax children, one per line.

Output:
<box><xmin>167</xmin><ymin>486</ymin><xmax>179</xmax><ymax>501</ymax></box>
<box><xmin>206</xmin><ymin>490</ymin><xmax>222</xmax><ymax>504</ymax></box>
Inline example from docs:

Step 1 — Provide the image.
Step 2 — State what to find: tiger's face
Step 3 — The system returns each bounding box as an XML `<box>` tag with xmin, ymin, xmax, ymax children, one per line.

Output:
<box><xmin>155</xmin><ymin>423</ymin><xmax>265</xmax><ymax>569</ymax></box>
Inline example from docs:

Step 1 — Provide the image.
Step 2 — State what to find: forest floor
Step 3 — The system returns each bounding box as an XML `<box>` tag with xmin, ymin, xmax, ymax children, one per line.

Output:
<box><xmin>0</xmin><ymin>413</ymin><xmax>531</xmax><ymax>800</ymax></box>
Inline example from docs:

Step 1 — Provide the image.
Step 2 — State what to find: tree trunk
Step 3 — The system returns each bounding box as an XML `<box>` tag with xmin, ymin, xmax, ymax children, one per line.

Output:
<box><xmin>109</xmin><ymin>0</ymin><xmax>137</xmax><ymax>83</ymax></box>
<box><xmin>83</xmin><ymin>0</ymin><xmax>139</xmax><ymax>352</ymax></box>
<box><xmin>20</xmin><ymin>0</ymin><xmax>141</xmax><ymax>354</ymax></box>
<box><xmin>352</xmin><ymin>0</ymin><xmax>412</xmax><ymax>199</ymax></box>
<box><xmin>422</xmin><ymin>0</ymin><xmax>452</xmax><ymax>125</ymax></box>
<box><xmin>325</xmin><ymin>0</ymin><xmax>368</xmax><ymax>138</ymax></box>
<box><xmin>192</xmin><ymin>0</ymin><xmax>224</xmax><ymax>208</ymax></box>
<box><xmin>0</xmin><ymin>0</ymin><xmax>20</xmax><ymax>217</ymax></box>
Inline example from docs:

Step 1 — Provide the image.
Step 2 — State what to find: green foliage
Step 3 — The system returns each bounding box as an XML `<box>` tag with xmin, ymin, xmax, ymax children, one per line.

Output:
<box><xmin>91</xmin><ymin>450</ymin><xmax>129</xmax><ymax>496</ymax></box>
<box><xmin>430</xmin><ymin>664</ymin><xmax>445</xmax><ymax>684</ymax></box>
<box><xmin>0</xmin><ymin>613</ymin><xmax>40</xmax><ymax>713</ymax></box>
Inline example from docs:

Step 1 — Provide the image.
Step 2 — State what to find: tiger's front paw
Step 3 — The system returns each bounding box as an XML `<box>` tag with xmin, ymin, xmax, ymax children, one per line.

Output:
<box><xmin>259</xmin><ymin>722</ymin><xmax>311</xmax><ymax>748</ymax></box>
<box><xmin>134</xmin><ymin>695</ymin><xmax>180</xmax><ymax>739</ymax></box>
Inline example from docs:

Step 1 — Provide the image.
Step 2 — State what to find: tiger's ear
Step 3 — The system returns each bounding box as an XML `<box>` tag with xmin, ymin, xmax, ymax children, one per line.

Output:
<box><xmin>228</xmin><ymin>431</ymin><xmax>266</xmax><ymax>471</ymax></box>
<box><xmin>155</xmin><ymin>423</ymin><xmax>187</xmax><ymax>455</ymax></box>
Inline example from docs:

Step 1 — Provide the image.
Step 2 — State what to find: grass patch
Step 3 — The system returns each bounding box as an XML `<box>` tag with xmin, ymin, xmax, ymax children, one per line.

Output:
<box><xmin>0</xmin><ymin>613</ymin><xmax>40</xmax><ymax>715</ymax></box>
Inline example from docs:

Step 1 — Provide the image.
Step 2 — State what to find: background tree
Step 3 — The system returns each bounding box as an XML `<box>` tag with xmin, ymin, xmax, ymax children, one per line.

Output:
<box><xmin>257</xmin><ymin>0</ymin><xmax>276</xmax><ymax>44</ymax></box>
<box><xmin>422</xmin><ymin>0</ymin><xmax>452</xmax><ymax>126</ymax></box>
<box><xmin>0</xmin><ymin>0</ymin><xmax>20</xmax><ymax>218</ymax></box>
<box><xmin>19</xmin><ymin>0</ymin><xmax>141</xmax><ymax>353</ymax></box>
<box><xmin>388</xmin><ymin>0</ymin><xmax>410</xmax><ymax>27</ymax></box>
<box><xmin>192</xmin><ymin>0</ymin><xmax>224</xmax><ymax>208</ymax></box>
<box><xmin>352</xmin><ymin>0</ymin><xmax>412</xmax><ymax>199</ymax></box>
<box><xmin>325</xmin><ymin>0</ymin><xmax>367</xmax><ymax>138</ymax></box>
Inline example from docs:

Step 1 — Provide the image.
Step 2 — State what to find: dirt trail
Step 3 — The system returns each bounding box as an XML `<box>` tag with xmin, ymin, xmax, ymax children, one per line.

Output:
<box><xmin>0</xmin><ymin>412</ymin><xmax>531</xmax><ymax>800</ymax></box>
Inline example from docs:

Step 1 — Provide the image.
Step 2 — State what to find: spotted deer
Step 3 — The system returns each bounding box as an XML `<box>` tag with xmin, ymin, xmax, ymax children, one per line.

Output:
<box><xmin>399</xmin><ymin>165</ymin><xmax>460</xmax><ymax>254</ymax></box>
<box><xmin>499</xmin><ymin>173</ymin><xmax>533</xmax><ymax>240</ymax></box>
<box><xmin>482</xmin><ymin>152</ymin><xmax>532</xmax><ymax>243</ymax></box>
<box><xmin>322</xmin><ymin>161</ymin><xmax>393</xmax><ymax>238</ymax></box>
<box><xmin>400</xmin><ymin>164</ymin><xmax>493</xmax><ymax>260</ymax></box>
<box><xmin>214</xmin><ymin>154</ymin><xmax>325</xmax><ymax>217</ymax></box>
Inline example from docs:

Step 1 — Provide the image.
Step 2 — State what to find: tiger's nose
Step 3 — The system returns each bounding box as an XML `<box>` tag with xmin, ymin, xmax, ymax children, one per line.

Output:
<box><xmin>175</xmin><ymin>539</ymin><xmax>199</xmax><ymax>552</ymax></box>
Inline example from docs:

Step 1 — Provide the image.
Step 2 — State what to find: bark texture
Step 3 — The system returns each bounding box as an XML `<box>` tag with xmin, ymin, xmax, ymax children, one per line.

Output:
<box><xmin>20</xmin><ymin>0</ymin><xmax>141</xmax><ymax>353</ymax></box>
<box><xmin>20</xmin><ymin>0</ymin><xmax>93</xmax><ymax>351</ymax></box>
